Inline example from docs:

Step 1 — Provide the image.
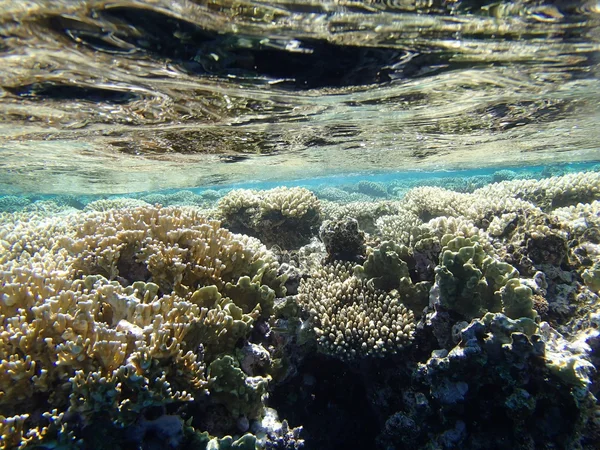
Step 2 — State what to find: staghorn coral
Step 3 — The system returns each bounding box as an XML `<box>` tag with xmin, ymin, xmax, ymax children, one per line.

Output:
<box><xmin>298</xmin><ymin>261</ymin><xmax>415</xmax><ymax>359</ymax></box>
<box><xmin>400</xmin><ymin>186</ymin><xmax>468</xmax><ymax>221</ymax></box>
<box><xmin>552</xmin><ymin>200</ymin><xmax>600</xmax><ymax>271</ymax></box>
<box><xmin>398</xmin><ymin>185</ymin><xmax>539</xmax><ymax>226</ymax></box>
<box><xmin>218</xmin><ymin>187</ymin><xmax>321</xmax><ymax>249</ymax></box>
<box><xmin>0</xmin><ymin>274</ymin><xmax>213</xmax><ymax>446</ymax></box>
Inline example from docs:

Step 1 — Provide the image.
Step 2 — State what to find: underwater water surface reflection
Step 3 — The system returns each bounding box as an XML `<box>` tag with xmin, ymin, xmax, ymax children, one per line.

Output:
<box><xmin>0</xmin><ymin>0</ymin><xmax>598</xmax><ymax>193</ymax></box>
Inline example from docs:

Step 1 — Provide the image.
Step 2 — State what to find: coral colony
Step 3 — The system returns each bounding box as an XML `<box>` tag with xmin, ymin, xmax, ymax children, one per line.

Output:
<box><xmin>1</xmin><ymin>171</ymin><xmax>600</xmax><ymax>449</ymax></box>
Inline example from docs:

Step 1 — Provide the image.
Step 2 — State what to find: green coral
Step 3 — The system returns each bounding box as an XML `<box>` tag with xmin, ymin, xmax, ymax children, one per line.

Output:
<box><xmin>481</xmin><ymin>312</ymin><xmax>538</xmax><ymax>344</ymax></box>
<box><xmin>433</xmin><ymin>235</ymin><xmax>527</xmax><ymax>320</ymax></box>
<box><xmin>207</xmin><ymin>355</ymin><xmax>270</xmax><ymax>420</ymax></box>
<box><xmin>434</xmin><ymin>236</ymin><xmax>490</xmax><ymax>319</ymax></box>
<box><xmin>189</xmin><ymin>286</ymin><xmax>258</xmax><ymax>360</ymax></box>
<box><xmin>354</xmin><ymin>241</ymin><xmax>430</xmax><ymax>314</ymax></box>
<box><xmin>500</xmin><ymin>278</ymin><xmax>537</xmax><ymax>320</ymax></box>
<box><xmin>223</xmin><ymin>276</ymin><xmax>276</xmax><ymax>317</ymax></box>
<box><xmin>355</xmin><ymin>241</ymin><xmax>412</xmax><ymax>291</ymax></box>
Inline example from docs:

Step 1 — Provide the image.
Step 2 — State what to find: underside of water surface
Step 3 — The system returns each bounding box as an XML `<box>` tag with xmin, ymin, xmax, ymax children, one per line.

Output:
<box><xmin>0</xmin><ymin>0</ymin><xmax>599</xmax><ymax>194</ymax></box>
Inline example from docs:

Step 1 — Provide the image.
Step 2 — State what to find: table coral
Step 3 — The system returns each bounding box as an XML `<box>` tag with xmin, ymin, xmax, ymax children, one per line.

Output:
<box><xmin>218</xmin><ymin>187</ymin><xmax>321</xmax><ymax>249</ymax></box>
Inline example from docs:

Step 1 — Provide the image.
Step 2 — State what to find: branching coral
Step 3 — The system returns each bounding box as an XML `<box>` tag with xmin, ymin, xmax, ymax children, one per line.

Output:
<box><xmin>298</xmin><ymin>261</ymin><xmax>415</xmax><ymax>359</ymax></box>
<box><xmin>0</xmin><ymin>205</ymin><xmax>287</xmax><ymax>448</ymax></box>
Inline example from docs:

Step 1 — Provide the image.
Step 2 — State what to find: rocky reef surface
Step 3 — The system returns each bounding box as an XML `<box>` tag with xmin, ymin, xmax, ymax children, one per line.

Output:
<box><xmin>1</xmin><ymin>171</ymin><xmax>600</xmax><ymax>449</ymax></box>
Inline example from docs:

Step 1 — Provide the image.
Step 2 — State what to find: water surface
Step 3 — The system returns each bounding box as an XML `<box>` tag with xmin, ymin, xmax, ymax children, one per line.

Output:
<box><xmin>0</xmin><ymin>0</ymin><xmax>599</xmax><ymax>193</ymax></box>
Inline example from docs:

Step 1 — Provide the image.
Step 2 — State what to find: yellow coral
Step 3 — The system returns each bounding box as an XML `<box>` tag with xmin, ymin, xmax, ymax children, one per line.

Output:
<box><xmin>0</xmin><ymin>205</ymin><xmax>283</xmax><ymax>447</ymax></box>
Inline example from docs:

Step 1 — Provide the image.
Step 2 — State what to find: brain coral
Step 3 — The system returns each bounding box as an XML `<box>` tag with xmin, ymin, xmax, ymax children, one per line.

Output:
<box><xmin>0</xmin><ymin>206</ymin><xmax>285</xmax><ymax>448</ymax></box>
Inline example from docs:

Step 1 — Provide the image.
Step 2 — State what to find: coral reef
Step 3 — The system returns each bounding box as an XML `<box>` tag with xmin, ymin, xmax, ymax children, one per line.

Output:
<box><xmin>2</xmin><ymin>170</ymin><xmax>600</xmax><ymax>449</ymax></box>
<box><xmin>218</xmin><ymin>187</ymin><xmax>321</xmax><ymax>249</ymax></box>
<box><xmin>298</xmin><ymin>261</ymin><xmax>415</xmax><ymax>359</ymax></box>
